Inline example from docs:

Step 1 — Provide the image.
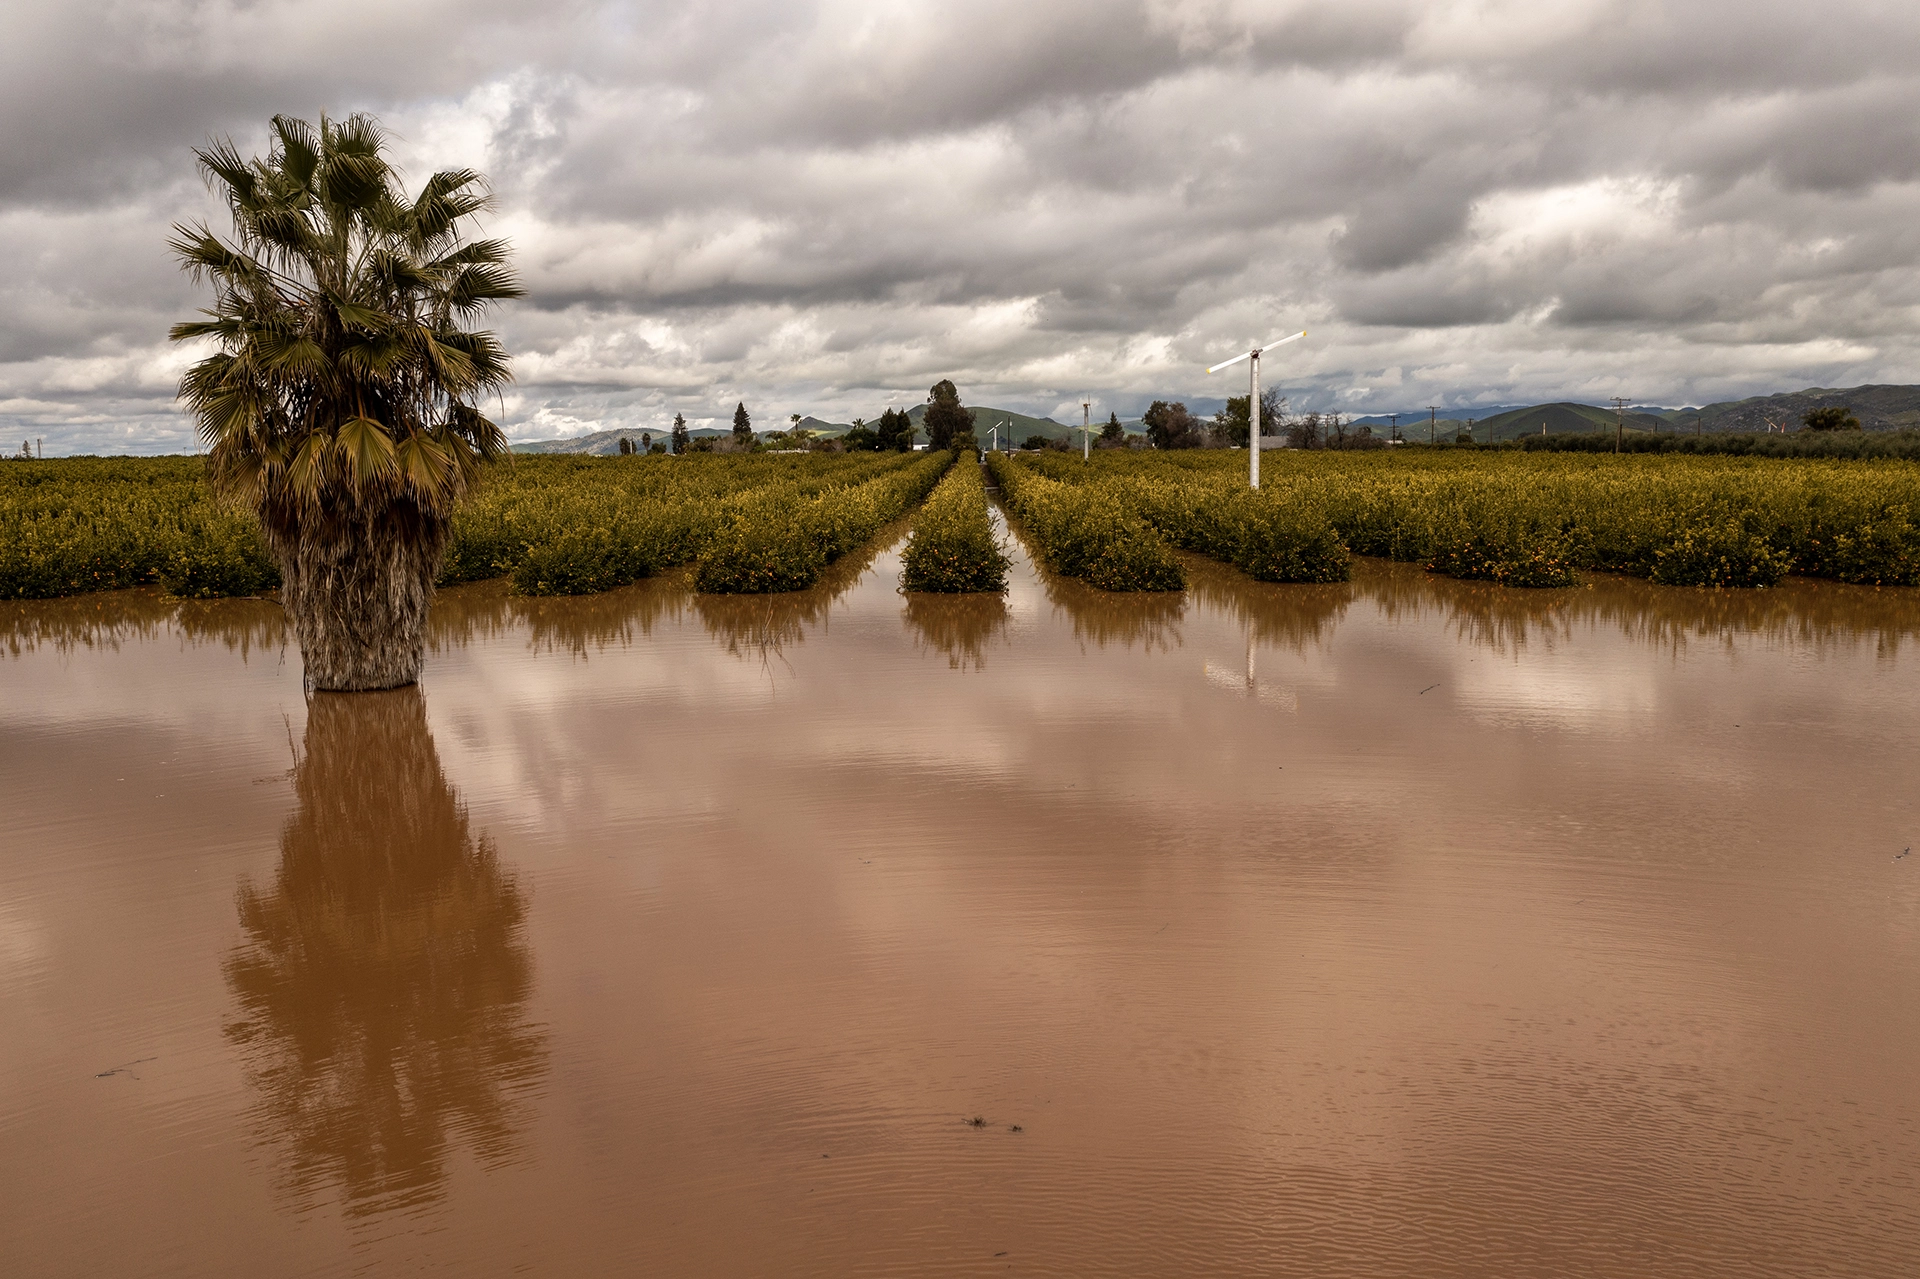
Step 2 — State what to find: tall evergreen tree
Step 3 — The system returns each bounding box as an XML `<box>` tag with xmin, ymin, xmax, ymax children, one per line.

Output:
<box><xmin>876</xmin><ymin>407</ymin><xmax>912</xmax><ymax>452</ymax></box>
<box><xmin>732</xmin><ymin>402</ymin><xmax>753</xmax><ymax>447</ymax></box>
<box><xmin>1101</xmin><ymin>411</ymin><xmax>1124</xmax><ymax>443</ymax></box>
<box><xmin>923</xmin><ymin>380</ymin><xmax>973</xmax><ymax>451</ymax></box>
<box><xmin>670</xmin><ymin>413</ymin><xmax>690</xmax><ymax>454</ymax></box>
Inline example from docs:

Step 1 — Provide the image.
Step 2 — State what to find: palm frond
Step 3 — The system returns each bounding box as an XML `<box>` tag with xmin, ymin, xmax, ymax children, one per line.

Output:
<box><xmin>330</xmin><ymin>113</ymin><xmax>388</xmax><ymax>159</ymax></box>
<box><xmin>340</xmin><ymin>331</ymin><xmax>409</xmax><ymax>380</ymax></box>
<box><xmin>334</xmin><ymin>416</ymin><xmax>399</xmax><ymax>497</ymax></box>
<box><xmin>331</xmin><ymin>298</ymin><xmax>390</xmax><ymax>332</ymax></box>
<box><xmin>448</xmin><ymin>263</ymin><xmax>526</xmax><ymax>312</ymax></box>
<box><xmin>170</xmin><ymin>314</ymin><xmax>244</xmax><ymax>342</ymax></box>
<box><xmin>169</xmin><ymin>225</ymin><xmax>258</xmax><ymax>283</ymax></box>
<box><xmin>429</xmin><ymin>238</ymin><xmax>511</xmax><ymax>270</ymax></box>
<box><xmin>410</xmin><ymin>169</ymin><xmax>488</xmax><ymax>243</ymax></box>
<box><xmin>256</xmin><ymin>332</ymin><xmax>334</xmax><ymax>382</ymax></box>
<box><xmin>195</xmin><ymin>138</ymin><xmax>256</xmax><ymax>204</ymax></box>
<box><xmin>420</xmin><ymin>327</ymin><xmax>478</xmax><ymax>388</ymax></box>
<box><xmin>174</xmin><ymin>111</ymin><xmax>519</xmax><ymax>525</ymax></box>
<box><xmin>271</xmin><ymin>115</ymin><xmax>320</xmax><ymax>190</ymax></box>
<box><xmin>286</xmin><ymin>430</ymin><xmax>332</xmax><ymax>507</ymax></box>
<box><xmin>395</xmin><ymin>430</ymin><xmax>457</xmax><ymax>507</ymax></box>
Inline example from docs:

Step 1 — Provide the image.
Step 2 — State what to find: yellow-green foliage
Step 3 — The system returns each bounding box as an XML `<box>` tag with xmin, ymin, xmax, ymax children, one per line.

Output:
<box><xmin>0</xmin><ymin>457</ymin><xmax>277</xmax><ymax>599</ymax></box>
<box><xmin>694</xmin><ymin>451</ymin><xmax>952</xmax><ymax>593</ymax></box>
<box><xmin>986</xmin><ymin>452</ymin><xmax>1182</xmax><ymax>591</ymax></box>
<box><xmin>900</xmin><ymin>459</ymin><xmax>1009</xmax><ymax>593</ymax></box>
<box><xmin>450</xmin><ymin>451</ymin><xmax>920</xmax><ymax>594</ymax></box>
<box><xmin>1</xmin><ymin>452</ymin><xmax>934</xmax><ymax>601</ymax></box>
<box><xmin>1024</xmin><ymin>452</ymin><xmax>1349</xmax><ymax>584</ymax></box>
<box><xmin>1053</xmin><ymin>449</ymin><xmax>1920</xmax><ymax>589</ymax></box>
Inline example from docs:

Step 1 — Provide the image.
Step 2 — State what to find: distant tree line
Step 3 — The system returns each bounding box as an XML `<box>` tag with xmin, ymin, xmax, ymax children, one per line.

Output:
<box><xmin>660</xmin><ymin>380</ymin><xmax>985</xmax><ymax>457</ymax></box>
<box><xmin>1119</xmin><ymin>390</ymin><xmax>1385</xmax><ymax>451</ymax></box>
<box><xmin>642</xmin><ymin>375</ymin><xmax>1453</xmax><ymax>458</ymax></box>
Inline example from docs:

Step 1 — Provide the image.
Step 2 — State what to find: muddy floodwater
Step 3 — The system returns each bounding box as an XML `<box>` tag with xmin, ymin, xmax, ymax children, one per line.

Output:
<box><xmin>4</xmin><ymin>520</ymin><xmax>1919</xmax><ymax>1277</ymax></box>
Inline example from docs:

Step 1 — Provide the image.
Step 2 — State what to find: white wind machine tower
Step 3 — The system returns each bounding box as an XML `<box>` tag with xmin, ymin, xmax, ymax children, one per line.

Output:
<box><xmin>1207</xmin><ymin>330</ymin><xmax>1304</xmax><ymax>489</ymax></box>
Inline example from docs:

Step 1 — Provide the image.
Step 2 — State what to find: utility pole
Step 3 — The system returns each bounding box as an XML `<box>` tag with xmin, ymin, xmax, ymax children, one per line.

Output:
<box><xmin>1082</xmin><ymin>400</ymin><xmax>1091</xmax><ymax>460</ymax></box>
<box><xmin>1611</xmin><ymin>397</ymin><xmax>1628</xmax><ymax>453</ymax></box>
<box><xmin>1387</xmin><ymin>412</ymin><xmax>1399</xmax><ymax>442</ymax></box>
<box><xmin>1428</xmin><ymin>406</ymin><xmax>1437</xmax><ymax>444</ymax></box>
<box><xmin>1249</xmin><ymin>354</ymin><xmax>1261</xmax><ymax>488</ymax></box>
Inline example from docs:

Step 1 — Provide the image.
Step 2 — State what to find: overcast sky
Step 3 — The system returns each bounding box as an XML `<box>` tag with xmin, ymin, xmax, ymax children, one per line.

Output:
<box><xmin>6</xmin><ymin>0</ymin><xmax>1920</xmax><ymax>453</ymax></box>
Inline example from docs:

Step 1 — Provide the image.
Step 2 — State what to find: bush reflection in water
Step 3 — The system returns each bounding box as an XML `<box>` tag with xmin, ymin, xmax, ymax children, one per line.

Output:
<box><xmin>222</xmin><ymin>688</ymin><xmax>547</xmax><ymax>1218</ymax></box>
<box><xmin>1181</xmin><ymin>554</ymin><xmax>1353</xmax><ymax>655</ymax></box>
<box><xmin>1041</xmin><ymin>569</ymin><xmax>1187</xmax><ymax>652</ymax></box>
<box><xmin>429</xmin><ymin>576</ymin><xmax>689</xmax><ymax>659</ymax></box>
<box><xmin>692</xmin><ymin>523</ymin><xmax>901</xmax><ymax>663</ymax></box>
<box><xmin>5</xmin><ymin>549</ymin><xmax>1920</xmax><ymax>672</ymax></box>
<box><xmin>902</xmin><ymin>592</ymin><xmax>1011</xmax><ymax>671</ymax></box>
<box><xmin>0</xmin><ymin>588</ymin><xmax>287</xmax><ymax>659</ymax></box>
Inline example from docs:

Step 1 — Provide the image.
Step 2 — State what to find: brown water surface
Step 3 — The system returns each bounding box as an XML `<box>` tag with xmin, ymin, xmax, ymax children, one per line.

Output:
<box><xmin>3</xmin><ymin>525</ymin><xmax>1919</xmax><ymax>1276</ymax></box>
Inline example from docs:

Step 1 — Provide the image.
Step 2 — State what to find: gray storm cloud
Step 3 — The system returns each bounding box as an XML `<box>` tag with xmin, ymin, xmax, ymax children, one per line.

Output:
<box><xmin>3</xmin><ymin>0</ymin><xmax>1920</xmax><ymax>452</ymax></box>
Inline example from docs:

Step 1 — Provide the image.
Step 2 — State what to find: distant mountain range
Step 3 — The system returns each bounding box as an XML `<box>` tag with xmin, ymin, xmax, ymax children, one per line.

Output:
<box><xmin>512</xmin><ymin>405</ymin><xmax>1084</xmax><ymax>454</ymax></box>
<box><xmin>511</xmin><ymin>384</ymin><xmax>1920</xmax><ymax>454</ymax></box>
<box><xmin>1353</xmin><ymin>385</ymin><xmax>1920</xmax><ymax>441</ymax></box>
<box><xmin>512</xmin><ymin>424</ymin><xmax>727</xmax><ymax>455</ymax></box>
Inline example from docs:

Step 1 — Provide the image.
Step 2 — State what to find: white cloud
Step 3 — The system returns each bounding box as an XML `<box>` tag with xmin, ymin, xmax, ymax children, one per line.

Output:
<box><xmin>6</xmin><ymin>0</ymin><xmax>1920</xmax><ymax>452</ymax></box>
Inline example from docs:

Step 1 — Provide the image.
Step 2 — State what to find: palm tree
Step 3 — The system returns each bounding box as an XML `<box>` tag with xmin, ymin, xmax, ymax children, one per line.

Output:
<box><xmin>170</xmin><ymin>113</ymin><xmax>522</xmax><ymax>690</ymax></box>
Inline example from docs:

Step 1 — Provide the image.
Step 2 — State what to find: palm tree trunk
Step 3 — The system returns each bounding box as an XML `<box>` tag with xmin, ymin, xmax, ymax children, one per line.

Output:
<box><xmin>270</xmin><ymin>503</ymin><xmax>447</xmax><ymax>691</ymax></box>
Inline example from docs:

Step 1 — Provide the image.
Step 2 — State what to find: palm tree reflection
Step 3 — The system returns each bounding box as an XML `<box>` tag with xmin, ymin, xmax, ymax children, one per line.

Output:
<box><xmin>223</xmin><ymin>687</ymin><xmax>545</xmax><ymax>1217</ymax></box>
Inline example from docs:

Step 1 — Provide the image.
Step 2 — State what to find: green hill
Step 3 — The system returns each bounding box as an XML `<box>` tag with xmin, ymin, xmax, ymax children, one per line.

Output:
<box><xmin>512</xmin><ymin>384</ymin><xmax>1920</xmax><ymax>454</ymax></box>
<box><xmin>1478</xmin><ymin>402</ymin><xmax>1668</xmax><ymax>442</ymax></box>
<box><xmin>905</xmin><ymin>404</ymin><xmax>1072</xmax><ymax>442</ymax></box>
<box><xmin>1677</xmin><ymin>385</ymin><xmax>1920</xmax><ymax>433</ymax></box>
<box><xmin>511</xmin><ymin>426</ymin><xmax>696</xmax><ymax>455</ymax></box>
<box><xmin>1413</xmin><ymin>385</ymin><xmax>1920</xmax><ymax>442</ymax></box>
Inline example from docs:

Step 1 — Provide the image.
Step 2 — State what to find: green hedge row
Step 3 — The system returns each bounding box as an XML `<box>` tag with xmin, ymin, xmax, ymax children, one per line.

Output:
<box><xmin>1065</xmin><ymin>449</ymin><xmax>1920</xmax><ymax>589</ymax></box>
<box><xmin>0</xmin><ymin>457</ymin><xmax>277</xmax><ymax>600</ymax></box>
<box><xmin>1301</xmin><ymin>457</ymin><xmax>1916</xmax><ymax>588</ymax></box>
<box><xmin>1021</xmin><ymin>453</ymin><xmax>1349</xmax><ymax>584</ymax></box>
<box><xmin>695</xmin><ymin>451</ymin><xmax>953</xmax><ymax>593</ymax></box>
<box><xmin>985</xmin><ymin>452</ymin><xmax>1182</xmax><ymax>591</ymax></box>
<box><xmin>454</xmin><ymin>452</ymin><xmax>918</xmax><ymax>595</ymax></box>
<box><xmin>1511</xmin><ymin>429</ymin><xmax>1920</xmax><ymax>459</ymax></box>
<box><xmin>1</xmin><ymin>453</ymin><xmax>930</xmax><ymax>601</ymax></box>
<box><xmin>900</xmin><ymin>459</ymin><xmax>1010</xmax><ymax>593</ymax></box>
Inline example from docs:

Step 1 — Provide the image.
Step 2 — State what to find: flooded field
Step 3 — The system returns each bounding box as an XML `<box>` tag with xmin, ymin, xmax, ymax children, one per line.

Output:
<box><xmin>3</xmin><ymin>522</ymin><xmax>1919</xmax><ymax>1277</ymax></box>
